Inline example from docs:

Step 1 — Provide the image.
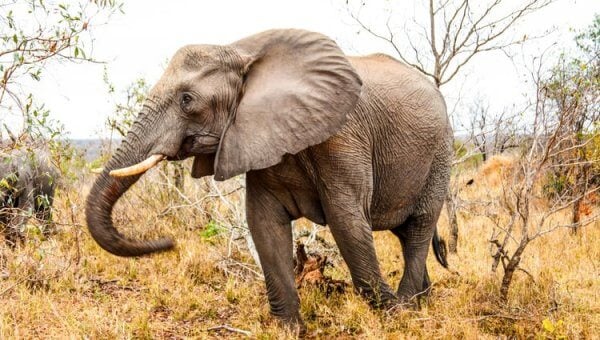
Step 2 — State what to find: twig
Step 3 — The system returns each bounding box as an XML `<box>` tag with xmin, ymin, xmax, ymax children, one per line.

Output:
<box><xmin>206</xmin><ymin>324</ymin><xmax>252</xmax><ymax>336</ymax></box>
<box><xmin>0</xmin><ymin>279</ymin><xmax>25</xmax><ymax>297</ymax></box>
<box><xmin>218</xmin><ymin>258</ymin><xmax>263</xmax><ymax>280</ymax></box>
<box><xmin>473</xmin><ymin>314</ymin><xmax>530</xmax><ymax>321</ymax></box>
<box><xmin>517</xmin><ymin>267</ymin><xmax>536</xmax><ymax>282</ymax></box>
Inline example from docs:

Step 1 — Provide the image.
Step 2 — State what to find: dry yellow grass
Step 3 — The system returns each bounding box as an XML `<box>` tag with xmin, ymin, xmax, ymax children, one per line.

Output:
<box><xmin>0</xmin><ymin>156</ymin><xmax>598</xmax><ymax>339</ymax></box>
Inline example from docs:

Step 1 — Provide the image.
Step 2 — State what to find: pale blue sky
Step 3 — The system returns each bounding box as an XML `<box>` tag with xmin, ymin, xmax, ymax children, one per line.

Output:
<box><xmin>6</xmin><ymin>0</ymin><xmax>599</xmax><ymax>138</ymax></box>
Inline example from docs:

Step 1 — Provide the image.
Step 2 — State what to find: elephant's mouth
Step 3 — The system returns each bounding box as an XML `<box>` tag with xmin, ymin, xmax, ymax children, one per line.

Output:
<box><xmin>168</xmin><ymin>134</ymin><xmax>220</xmax><ymax>161</ymax></box>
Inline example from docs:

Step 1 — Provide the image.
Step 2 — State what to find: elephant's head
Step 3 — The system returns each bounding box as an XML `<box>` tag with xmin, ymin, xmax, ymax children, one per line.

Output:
<box><xmin>86</xmin><ymin>29</ymin><xmax>362</xmax><ymax>257</ymax></box>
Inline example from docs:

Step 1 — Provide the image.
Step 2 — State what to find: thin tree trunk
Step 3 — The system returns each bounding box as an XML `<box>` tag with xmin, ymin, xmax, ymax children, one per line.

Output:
<box><xmin>446</xmin><ymin>193</ymin><xmax>459</xmax><ymax>253</ymax></box>
<box><xmin>162</xmin><ymin>161</ymin><xmax>185</xmax><ymax>200</ymax></box>
<box><xmin>172</xmin><ymin>161</ymin><xmax>185</xmax><ymax>191</ymax></box>
<box><xmin>572</xmin><ymin>195</ymin><xmax>582</xmax><ymax>232</ymax></box>
<box><xmin>500</xmin><ymin>238</ymin><xmax>529</xmax><ymax>300</ymax></box>
<box><xmin>490</xmin><ymin>239</ymin><xmax>502</xmax><ymax>273</ymax></box>
<box><xmin>571</xmin><ymin>154</ymin><xmax>589</xmax><ymax>234</ymax></box>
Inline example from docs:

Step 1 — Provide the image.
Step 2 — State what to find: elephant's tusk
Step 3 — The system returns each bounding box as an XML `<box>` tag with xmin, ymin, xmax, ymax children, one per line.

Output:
<box><xmin>109</xmin><ymin>154</ymin><xmax>164</xmax><ymax>177</ymax></box>
<box><xmin>90</xmin><ymin>167</ymin><xmax>104</xmax><ymax>174</ymax></box>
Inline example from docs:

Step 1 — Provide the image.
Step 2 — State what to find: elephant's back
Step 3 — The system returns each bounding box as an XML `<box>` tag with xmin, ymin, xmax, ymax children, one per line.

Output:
<box><xmin>347</xmin><ymin>54</ymin><xmax>448</xmax><ymax>140</ymax></box>
<box><xmin>0</xmin><ymin>148</ymin><xmax>57</xmax><ymax>183</ymax></box>
<box><xmin>346</xmin><ymin>54</ymin><xmax>451</xmax><ymax>229</ymax></box>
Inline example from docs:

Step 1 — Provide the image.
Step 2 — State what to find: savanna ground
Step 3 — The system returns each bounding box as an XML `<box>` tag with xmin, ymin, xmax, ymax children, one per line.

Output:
<box><xmin>0</xmin><ymin>154</ymin><xmax>598</xmax><ymax>339</ymax></box>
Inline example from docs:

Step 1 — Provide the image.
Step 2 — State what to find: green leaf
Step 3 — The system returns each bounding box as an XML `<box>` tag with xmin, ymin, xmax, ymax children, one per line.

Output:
<box><xmin>74</xmin><ymin>47</ymin><xmax>79</xmax><ymax>58</ymax></box>
<box><xmin>200</xmin><ymin>220</ymin><xmax>222</xmax><ymax>240</ymax></box>
<box><xmin>0</xmin><ymin>178</ymin><xmax>11</xmax><ymax>190</ymax></box>
<box><xmin>12</xmin><ymin>34</ymin><xmax>18</xmax><ymax>44</ymax></box>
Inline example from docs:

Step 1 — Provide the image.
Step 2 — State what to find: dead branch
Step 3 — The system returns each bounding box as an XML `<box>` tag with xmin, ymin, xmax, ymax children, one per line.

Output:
<box><xmin>347</xmin><ymin>0</ymin><xmax>555</xmax><ymax>87</ymax></box>
<box><xmin>206</xmin><ymin>324</ymin><xmax>252</xmax><ymax>337</ymax></box>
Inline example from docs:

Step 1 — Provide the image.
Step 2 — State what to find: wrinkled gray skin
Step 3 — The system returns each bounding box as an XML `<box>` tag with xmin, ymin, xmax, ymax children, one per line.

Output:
<box><xmin>1</xmin><ymin>148</ymin><xmax>57</xmax><ymax>246</ymax></box>
<box><xmin>86</xmin><ymin>29</ymin><xmax>452</xmax><ymax>326</ymax></box>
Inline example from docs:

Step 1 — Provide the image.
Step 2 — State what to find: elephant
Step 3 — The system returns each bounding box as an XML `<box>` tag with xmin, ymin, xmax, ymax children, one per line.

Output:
<box><xmin>1</xmin><ymin>147</ymin><xmax>58</xmax><ymax>246</ymax></box>
<box><xmin>85</xmin><ymin>29</ymin><xmax>452</xmax><ymax>327</ymax></box>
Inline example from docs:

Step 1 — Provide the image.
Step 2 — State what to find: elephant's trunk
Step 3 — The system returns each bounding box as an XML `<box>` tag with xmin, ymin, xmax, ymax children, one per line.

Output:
<box><xmin>85</xmin><ymin>123</ymin><xmax>175</xmax><ymax>257</ymax></box>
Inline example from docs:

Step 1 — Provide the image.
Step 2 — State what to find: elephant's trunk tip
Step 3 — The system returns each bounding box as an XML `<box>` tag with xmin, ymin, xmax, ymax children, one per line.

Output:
<box><xmin>118</xmin><ymin>237</ymin><xmax>176</xmax><ymax>257</ymax></box>
<box><xmin>88</xmin><ymin>231</ymin><xmax>176</xmax><ymax>257</ymax></box>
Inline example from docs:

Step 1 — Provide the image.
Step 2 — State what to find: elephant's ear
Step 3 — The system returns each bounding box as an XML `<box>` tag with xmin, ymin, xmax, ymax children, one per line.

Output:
<box><xmin>214</xmin><ymin>29</ymin><xmax>362</xmax><ymax>181</ymax></box>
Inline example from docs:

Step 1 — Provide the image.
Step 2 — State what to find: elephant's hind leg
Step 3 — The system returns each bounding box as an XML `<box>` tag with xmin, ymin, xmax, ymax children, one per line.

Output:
<box><xmin>392</xmin><ymin>215</ymin><xmax>437</xmax><ymax>305</ymax></box>
<box><xmin>392</xmin><ymin>138</ymin><xmax>450</xmax><ymax>305</ymax></box>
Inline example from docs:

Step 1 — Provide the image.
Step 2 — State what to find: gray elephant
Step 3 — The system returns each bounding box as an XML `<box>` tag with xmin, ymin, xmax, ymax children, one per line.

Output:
<box><xmin>1</xmin><ymin>148</ymin><xmax>58</xmax><ymax>246</ymax></box>
<box><xmin>86</xmin><ymin>29</ymin><xmax>452</xmax><ymax>327</ymax></box>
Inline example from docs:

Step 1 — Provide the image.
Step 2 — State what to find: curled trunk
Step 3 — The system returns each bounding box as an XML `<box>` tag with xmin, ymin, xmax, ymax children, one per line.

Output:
<box><xmin>85</xmin><ymin>135</ymin><xmax>174</xmax><ymax>257</ymax></box>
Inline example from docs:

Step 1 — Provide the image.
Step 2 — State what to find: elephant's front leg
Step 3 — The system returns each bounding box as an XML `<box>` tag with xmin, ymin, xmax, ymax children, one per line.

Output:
<box><xmin>246</xmin><ymin>174</ymin><xmax>301</xmax><ymax>326</ymax></box>
<box><xmin>35</xmin><ymin>192</ymin><xmax>55</xmax><ymax>238</ymax></box>
<box><xmin>325</xmin><ymin>210</ymin><xmax>397</xmax><ymax>307</ymax></box>
<box><xmin>5</xmin><ymin>198</ymin><xmax>32</xmax><ymax>247</ymax></box>
<box><xmin>0</xmin><ymin>209</ymin><xmax>21</xmax><ymax>247</ymax></box>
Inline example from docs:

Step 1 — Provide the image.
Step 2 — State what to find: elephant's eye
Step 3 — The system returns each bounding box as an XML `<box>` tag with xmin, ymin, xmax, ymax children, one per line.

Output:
<box><xmin>181</xmin><ymin>93</ymin><xmax>193</xmax><ymax>109</ymax></box>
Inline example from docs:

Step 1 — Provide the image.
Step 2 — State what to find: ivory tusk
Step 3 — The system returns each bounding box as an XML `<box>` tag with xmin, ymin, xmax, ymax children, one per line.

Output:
<box><xmin>109</xmin><ymin>154</ymin><xmax>164</xmax><ymax>177</ymax></box>
<box><xmin>90</xmin><ymin>167</ymin><xmax>104</xmax><ymax>174</ymax></box>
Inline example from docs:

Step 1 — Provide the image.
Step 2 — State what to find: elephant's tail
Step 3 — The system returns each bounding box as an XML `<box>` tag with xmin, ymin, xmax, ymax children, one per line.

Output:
<box><xmin>432</xmin><ymin>228</ymin><xmax>448</xmax><ymax>268</ymax></box>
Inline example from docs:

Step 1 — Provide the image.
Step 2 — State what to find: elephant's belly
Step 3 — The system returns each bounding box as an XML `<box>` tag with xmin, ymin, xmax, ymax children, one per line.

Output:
<box><xmin>370</xmin><ymin>198</ymin><xmax>416</xmax><ymax>231</ymax></box>
<box><xmin>258</xmin><ymin>157</ymin><xmax>328</xmax><ymax>226</ymax></box>
<box><xmin>369</xmin><ymin>158</ymin><xmax>433</xmax><ymax>231</ymax></box>
<box><xmin>292</xmin><ymin>191</ymin><xmax>327</xmax><ymax>225</ymax></box>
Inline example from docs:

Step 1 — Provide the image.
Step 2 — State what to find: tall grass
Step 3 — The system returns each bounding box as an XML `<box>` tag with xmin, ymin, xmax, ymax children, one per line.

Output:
<box><xmin>0</xmin><ymin>156</ymin><xmax>597</xmax><ymax>338</ymax></box>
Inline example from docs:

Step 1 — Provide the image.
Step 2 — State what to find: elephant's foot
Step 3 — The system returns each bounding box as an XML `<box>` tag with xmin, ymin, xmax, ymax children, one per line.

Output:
<box><xmin>273</xmin><ymin>311</ymin><xmax>306</xmax><ymax>337</ymax></box>
<box><xmin>397</xmin><ymin>284</ymin><xmax>432</xmax><ymax>310</ymax></box>
<box><xmin>356</xmin><ymin>284</ymin><xmax>399</xmax><ymax>310</ymax></box>
<box><xmin>385</xmin><ymin>289</ymin><xmax>429</xmax><ymax>315</ymax></box>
